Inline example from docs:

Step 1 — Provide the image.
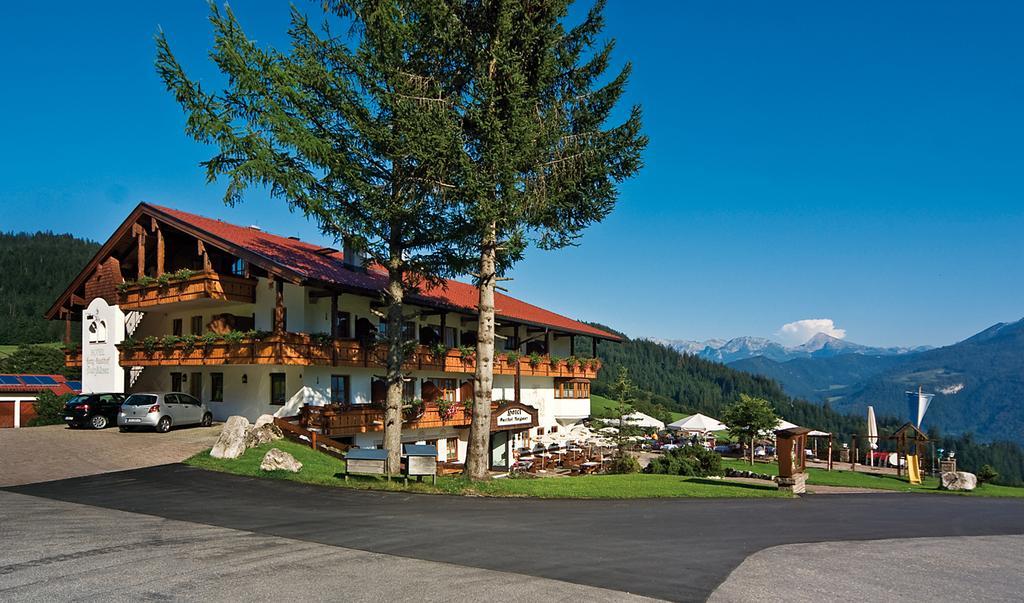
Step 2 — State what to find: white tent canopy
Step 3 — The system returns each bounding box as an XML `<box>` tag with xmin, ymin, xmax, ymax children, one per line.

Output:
<box><xmin>614</xmin><ymin>411</ymin><xmax>665</xmax><ymax>431</ymax></box>
<box><xmin>668</xmin><ymin>413</ymin><xmax>728</xmax><ymax>433</ymax></box>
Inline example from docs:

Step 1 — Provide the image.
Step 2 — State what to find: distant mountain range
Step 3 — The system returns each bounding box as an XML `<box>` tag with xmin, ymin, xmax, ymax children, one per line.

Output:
<box><xmin>723</xmin><ymin>319</ymin><xmax>1024</xmax><ymax>444</ymax></box>
<box><xmin>654</xmin><ymin>333</ymin><xmax>929</xmax><ymax>364</ymax></box>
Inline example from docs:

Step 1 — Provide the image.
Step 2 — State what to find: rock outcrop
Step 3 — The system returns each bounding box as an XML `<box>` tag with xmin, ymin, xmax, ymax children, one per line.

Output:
<box><xmin>940</xmin><ymin>471</ymin><xmax>977</xmax><ymax>491</ymax></box>
<box><xmin>245</xmin><ymin>422</ymin><xmax>284</xmax><ymax>448</ymax></box>
<box><xmin>260</xmin><ymin>448</ymin><xmax>302</xmax><ymax>473</ymax></box>
<box><xmin>210</xmin><ymin>416</ymin><xmax>252</xmax><ymax>459</ymax></box>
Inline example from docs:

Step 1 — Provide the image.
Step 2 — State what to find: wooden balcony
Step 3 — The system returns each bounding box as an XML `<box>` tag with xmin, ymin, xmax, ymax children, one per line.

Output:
<box><xmin>116</xmin><ymin>331</ymin><xmax>600</xmax><ymax>378</ymax></box>
<box><xmin>64</xmin><ymin>348</ymin><xmax>82</xmax><ymax>368</ymax></box>
<box><xmin>117</xmin><ymin>272</ymin><xmax>257</xmax><ymax>310</ymax></box>
<box><xmin>299</xmin><ymin>401</ymin><xmax>481</xmax><ymax>436</ymax></box>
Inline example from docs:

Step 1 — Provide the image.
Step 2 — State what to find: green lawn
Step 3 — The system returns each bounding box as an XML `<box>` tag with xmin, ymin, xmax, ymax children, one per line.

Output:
<box><xmin>0</xmin><ymin>342</ymin><xmax>63</xmax><ymax>357</ymax></box>
<box><xmin>186</xmin><ymin>439</ymin><xmax>788</xmax><ymax>499</ymax></box>
<box><xmin>720</xmin><ymin>458</ymin><xmax>1024</xmax><ymax>498</ymax></box>
<box><xmin>590</xmin><ymin>394</ymin><xmax>686</xmax><ymax>422</ymax></box>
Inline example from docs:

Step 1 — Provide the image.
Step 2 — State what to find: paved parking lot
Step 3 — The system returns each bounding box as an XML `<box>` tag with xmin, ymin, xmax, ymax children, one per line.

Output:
<box><xmin>0</xmin><ymin>423</ymin><xmax>220</xmax><ymax>486</ymax></box>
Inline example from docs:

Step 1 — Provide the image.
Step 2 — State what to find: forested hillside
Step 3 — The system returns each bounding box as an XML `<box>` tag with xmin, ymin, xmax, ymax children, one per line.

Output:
<box><xmin>0</xmin><ymin>232</ymin><xmax>99</xmax><ymax>344</ymax></box>
<box><xmin>589</xmin><ymin>329</ymin><xmax>1024</xmax><ymax>485</ymax></box>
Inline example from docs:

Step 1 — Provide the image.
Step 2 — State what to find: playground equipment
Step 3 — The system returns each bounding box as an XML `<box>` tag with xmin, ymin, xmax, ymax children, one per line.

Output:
<box><xmin>906</xmin><ymin>454</ymin><xmax>922</xmax><ymax>484</ymax></box>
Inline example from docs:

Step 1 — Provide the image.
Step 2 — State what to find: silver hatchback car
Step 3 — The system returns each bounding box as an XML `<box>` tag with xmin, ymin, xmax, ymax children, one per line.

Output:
<box><xmin>118</xmin><ymin>392</ymin><xmax>213</xmax><ymax>433</ymax></box>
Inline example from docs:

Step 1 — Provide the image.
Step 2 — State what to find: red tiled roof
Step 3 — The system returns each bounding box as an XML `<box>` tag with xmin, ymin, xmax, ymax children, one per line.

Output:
<box><xmin>150</xmin><ymin>204</ymin><xmax>620</xmax><ymax>341</ymax></box>
<box><xmin>0</xmin><ymin>374</ymin><xmax>79</xmax><ymax>396</ymax></box>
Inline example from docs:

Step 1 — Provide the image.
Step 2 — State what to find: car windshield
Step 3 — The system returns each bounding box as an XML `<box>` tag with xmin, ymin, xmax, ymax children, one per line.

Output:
<box><xmin>65</xmin><ymin>394</ymin><xmax>90</xmax><ymax>406</ymax></box>
<box><xmin>123</xmin><ymin>394</ymin><xmax>158</xmax><ymax>406</ymax></box>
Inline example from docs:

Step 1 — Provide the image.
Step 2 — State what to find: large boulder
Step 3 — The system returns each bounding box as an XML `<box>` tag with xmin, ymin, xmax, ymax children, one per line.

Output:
<box><xmin>940</xmin><ymin>471</ymin><xmax>977</xmax><ymax>491</ymax></box>
<box><xmin>210</xmin><ymin>416</ymin><xmax>251</xmax><ymax>459</ymax></box>
<box><xmin>260</xmin><ymin>448</ymin><xmax>302</xmax><ymax>473</ymax></box>
<box><xmin>253</xmin><ymin>414</ymin><xmax>275</xmax><ymax>429</ymax></box>
<box><xmin>245</xmin><ymin>422</ymin><xmax>284</xmax><ymax>448</ymax></box>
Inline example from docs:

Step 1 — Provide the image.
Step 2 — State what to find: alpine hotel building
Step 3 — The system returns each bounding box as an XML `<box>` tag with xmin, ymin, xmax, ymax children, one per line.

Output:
<box><xmin>48</xmin><ymin>203</ymin><xmax>619</xmax><ymax>469</ymax></box>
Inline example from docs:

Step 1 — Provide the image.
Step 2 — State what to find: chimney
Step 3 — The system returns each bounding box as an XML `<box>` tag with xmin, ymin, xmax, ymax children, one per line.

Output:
<box><xmin>342</xmin><ymin>236</ymin><xmax>366</xmax><ymax>270</ymax></box>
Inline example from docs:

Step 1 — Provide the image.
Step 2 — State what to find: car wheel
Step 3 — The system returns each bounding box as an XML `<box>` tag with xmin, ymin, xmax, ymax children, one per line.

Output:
<box><xmin>201</xmin><ymin>413</ymin><xmax>213</xmax><ymax>427</ymax></box>
<box><xmin>156</xmin><ymin>416</ymin><xmax>172</xmax><ymax>433</ymax></box>
<box><xmin>90</xmin><ymin>414</ymin><xmax>108</xmax><ymax>430</ymax></box>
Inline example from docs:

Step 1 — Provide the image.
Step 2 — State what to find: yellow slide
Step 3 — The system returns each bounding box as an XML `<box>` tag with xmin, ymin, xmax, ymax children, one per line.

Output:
<box><xmin>906</xmin><ymin>454</ymin><xmax>922</xmax><ymax>485</ymax></box>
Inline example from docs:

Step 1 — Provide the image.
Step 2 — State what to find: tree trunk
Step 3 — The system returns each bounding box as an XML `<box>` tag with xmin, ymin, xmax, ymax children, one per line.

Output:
<box><xmin>465</xmin><ymin>222</ymin><xmax>498</xmax><ymax>480</ymax></box>
<box><xmin>382</xmin><ymin>260</ymin><xmax>405</xmax><ymax>477</ymax></box>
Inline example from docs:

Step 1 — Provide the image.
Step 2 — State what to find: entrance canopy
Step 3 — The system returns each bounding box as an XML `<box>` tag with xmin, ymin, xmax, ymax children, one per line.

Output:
<box><xmin>668</xmin><ymin>413</ymin><xmax>727</xmax><ymax>433</ymax></box>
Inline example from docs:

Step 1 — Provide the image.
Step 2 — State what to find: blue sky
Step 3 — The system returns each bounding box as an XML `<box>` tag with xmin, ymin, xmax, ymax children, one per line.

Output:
<box><xmin>1</xmin><ymin>1</ymin><xmax>1021</xmax><ymax>347</ymax></box>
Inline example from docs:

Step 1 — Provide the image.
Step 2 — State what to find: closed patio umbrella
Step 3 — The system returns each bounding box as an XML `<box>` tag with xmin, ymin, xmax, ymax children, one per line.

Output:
<box><xmin>866</xmin><ymin>405</ymin><xmax>879</xmax><ymax>466</ymax></box>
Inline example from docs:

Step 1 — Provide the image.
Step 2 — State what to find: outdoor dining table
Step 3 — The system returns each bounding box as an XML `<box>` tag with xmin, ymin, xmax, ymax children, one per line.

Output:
<box><xmin>537</xmin><ymin>452</ymin><xmax>554</xmax><ymax>469</ymax></box>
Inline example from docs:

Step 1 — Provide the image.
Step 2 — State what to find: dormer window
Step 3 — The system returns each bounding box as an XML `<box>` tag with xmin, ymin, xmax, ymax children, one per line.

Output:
<box><xmin>230</xmin><ymin>258</ymin><xmax>246</xmax><ymax>277</ymax></box>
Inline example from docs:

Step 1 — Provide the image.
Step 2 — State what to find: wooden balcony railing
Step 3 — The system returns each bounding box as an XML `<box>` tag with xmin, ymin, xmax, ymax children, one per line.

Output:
<box><xmin>117</xmin><ymin>272</ymin><xmax>257</xmax><ymax>310</ymax></box>
<box><xmin>299</xmin><ymin>401</ymin><xmax>483</xmax><ymax>436</ymax></box>
<box><xmin>64</xmin><ymin>348</ymin><xmax>82</xmax><ymax>368</ymax></box>
<box><xmin>116</xmin><ymin>332</ymin><xmax>600</xmax><ymax>378</ymax></box>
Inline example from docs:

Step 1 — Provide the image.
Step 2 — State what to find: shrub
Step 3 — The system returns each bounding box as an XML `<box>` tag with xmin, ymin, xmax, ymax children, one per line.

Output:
<box><xmin>549</xmin><ymin>355</ymin><xmax>563</xmax><ymax>368</ymax></box>
<box><xmin>977</xmin><ymin>464</ymin><xmax>999</xmax><ymax>484</ymax></box>
<box><xmin>156</xmin><ymin>273</ymin><xmax>173</xmax><ymax>287</ymax></box>
<box><xmin>142</xmin><ymin>336</ymin><xmax>160</xmax><ymax>355</ymax></box>
<box><xmin>528</xmin><ymin>352</ymin><xmax>543</xmax><ymax>367</ymax></box>
<box><xmin>645</xmin><ymin>445</ymin><xmax>723</xmax><ymax>477</ymax></box>
<box><xmin>432</xmin><ymin>343</ymin><xmax>449</xmax><ymax>359</ymax></box>
<box><xmin>458</xmin><ymin>345</ymin><xmax>475</xmax><ymax>360</ymax></box>
<box><xmin>136</xmin><ymin>275</ymin><xmax>156</xmax><ymax>287</ymax></box>
<box><xmin>606</xmin><ymin>453</ymin><xmax>641</xmax><ymax>474</ymax></box>
<box><xmin>199</xmin><ymin>331</ymin><xmax>221</xmax><ymax>347</ymax></box>
<box><xmin>505</xmin><ymin>351</ymin><xmax>521</xmax><ymax>364</ymax></box>
<box><xmin>223</xmin><ymin>330</ymin><xmax>246</xmax><ymax>345</ymax></box>
<box><xmin>171</xmin><ymin>268</ymin><xmax>196</xmax><ymax>280</ymax></box>
<box><xmin>28</xmin><ymin>391</ymin><xmax>76</xmax><ymax>426</ymax></box>
<box><xmin>160</xmin><ymin>334</ymin><xmax>181</xmax><ymax>348</ymax></box>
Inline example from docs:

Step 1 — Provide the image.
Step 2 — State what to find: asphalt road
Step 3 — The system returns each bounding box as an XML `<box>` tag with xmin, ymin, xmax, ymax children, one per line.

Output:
<box><xmin>7</xmin><ymin>464</ymin><xmax>1024</xmax><ymax>601</ymax></box>
<box><xmin>1</xmin><ymin>491</ymin><xmax>650</xmax><ymax>602</ymax></box>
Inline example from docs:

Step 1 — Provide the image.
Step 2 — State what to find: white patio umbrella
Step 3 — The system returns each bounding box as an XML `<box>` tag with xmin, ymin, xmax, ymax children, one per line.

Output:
<box><xmin>866</xmin><ymin>405</ymin><xmax>879</xmax><ymax>466</ymax></box>
<box><xmin>668</xmin><ymin>413</ymin><xmax>727</xmax><ymax>433</ymax></box>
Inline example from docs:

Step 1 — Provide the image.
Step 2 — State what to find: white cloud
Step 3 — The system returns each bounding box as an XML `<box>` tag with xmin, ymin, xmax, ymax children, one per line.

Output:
<box><xmin>776</xmin><ymin>319</ymin><xmax>847</xmax><ymax>346</ymax></box>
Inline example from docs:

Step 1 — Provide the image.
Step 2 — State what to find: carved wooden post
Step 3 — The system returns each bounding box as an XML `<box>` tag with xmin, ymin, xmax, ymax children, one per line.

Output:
<box><xmin>133</xmin><ymin>224</ymin><xmax>146</xmax><ymax>279</ymax></box>
<box><xmin>152</xmin><ymin>217</ymin><xmax>164</xmax><ymax>276</ymax></box>
<box><xmin>274</xmin><ymin>280</ymin><xmax>285</xmax><ymax>334</ymax></box>
<box><xmin>197</xmin><ymin>240</ymin><xmax>212</xmax><ymax>273</ymax></box>
<box><xmin>63</xmin><ymin>309</ymin><xmax>71</xmax><ymax>345</ymax></box>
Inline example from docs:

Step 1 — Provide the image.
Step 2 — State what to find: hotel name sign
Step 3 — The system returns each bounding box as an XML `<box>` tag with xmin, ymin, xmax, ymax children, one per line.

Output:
<box><xmin>491</xmin><ymin>402</ymin><xmax>538</xmax><ymax>431</ymax></box>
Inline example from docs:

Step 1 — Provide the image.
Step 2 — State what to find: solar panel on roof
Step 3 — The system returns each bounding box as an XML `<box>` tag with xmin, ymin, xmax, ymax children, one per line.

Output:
<box><xmin>66</xmin><ymin>381</ymin><xmax>82</xmax><ymax>390</ymax></box>
<box><xmin>20</xmin><ymin>376</ymin><xmax>42</xmax><ymax>385</ymax></box>
<box><xmin>34</xmin><ymin>376</ymin><xmax>57</xmax><ymax>385</ymax></box>
<box><xmin>0</xmin><ymin>376</ymin><xmax>20</xmax><ymax>385</ymax></box>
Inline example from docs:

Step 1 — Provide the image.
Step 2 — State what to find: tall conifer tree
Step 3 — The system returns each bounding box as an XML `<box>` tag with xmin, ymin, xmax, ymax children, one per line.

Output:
<box><xmin>444</xmin><ymin>0</ymin><xmax>647</xmax><ymax>479</ymax></box>
<box><xmin>156</xmin><ymin>2</ymin><xmax>466</xmax><ymax>474</ymax></box>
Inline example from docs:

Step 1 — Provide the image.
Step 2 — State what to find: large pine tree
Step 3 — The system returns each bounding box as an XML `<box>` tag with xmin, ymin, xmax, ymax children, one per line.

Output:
<box><xmin>156</xmin><ymin>2</ymin><xmax>467</xmax><ymax>473</ymax></box>
<box><xmin>437</xmin><ymin>0</ymin><xmax>647</xmax><ymax>479</ymax></box>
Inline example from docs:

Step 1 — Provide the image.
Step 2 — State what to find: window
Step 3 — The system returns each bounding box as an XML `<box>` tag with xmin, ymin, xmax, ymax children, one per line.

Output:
<box><xmin>230</xmin><ymin>258</ymin><xmax>246</xmax><ymax>277</ymax></box>
<box><xmin>189</xmin><ymin>372</ymin><xmax>202</xmax><ymax>400</ymax></box>
<box><xmin>210</xmin><ymin>373</ymin><xmax>224</xmax><ymax>402</ymax></box>
<box><xmin>402</xmin><ymin>320</ymin><xmax>416</xmax><ymax>341</ymax></box>
<box><xmin>424</xmin><ymin>378</ymin><xmax>457</xmax><ymax>402</ymax></box>
<box><xmin>170</xmin><ymin>372</ymin><xmax>183</xmax><ymax>392</ymax></box>
<box><xmin>172</xmin><ymin>318</ymin><xmax>183</xmax><ymax>337</ymax></box>
<box><xmin>335</xmin><ymin>311</ymin><xmax>351</xmax><ymax>338</ymax></box>
<box><xmin>403</xmin><ymin>379</ymin><xmax>416</xmax><ymax>401</ymax></box>
<box><xmin>180</xmin><ymin>393</ymin><xmax>201</xmax><ymax>406</ymax></box>
<box><xmin>554</xmin><ymin>379</ymin><xmax>590</xmax><ymax>399</ymax></box>
<box><xmin>503</xmin><ymin>332</ymin><xmax>519</xmax><ymax>351</ymax></box>
<box><xmin>446</xmin><ymin>438</ymin><xmax>458</xmax><ymax>462</ymax></box>
<box><xmin>444</xmin><ymin>326</ymin><xmax>458</xmax><ymax>348</ymax></box>
<box><xmin>191</xmin><ymin>315</ymin><xmax>203</xmax><ymax>335</ymax></box>
<box><xmin>331</xmin><ymin>375</ymin><xmax>350</xmax><ymax>405</ymax></box>
<box><xmin>270</xmin><ymin>373</ymin><xmax>287</xmax><ymax>405</ymax></box>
